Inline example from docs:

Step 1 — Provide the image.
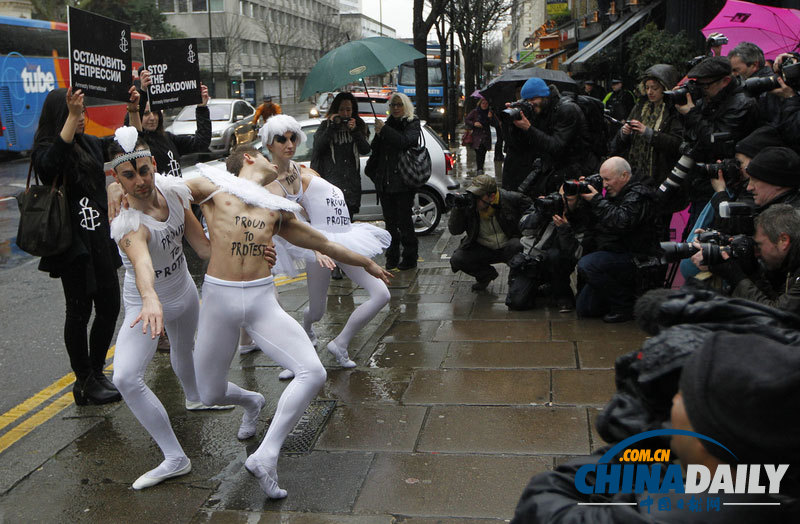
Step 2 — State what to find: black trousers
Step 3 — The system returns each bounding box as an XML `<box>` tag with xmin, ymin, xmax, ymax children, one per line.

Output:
<box><xmin>450</xmin><ymin>238</ymin><xmax>522</xmax><ymax>282</ymax></box>
<box><xmin>379</xmin><ymin>190</ymin><xmax>418</xmax><ymax>263</ymax></box>
<box><xmin>475</xmin><ymin>147</ymin><xmax>488</xmax><ymax>171</ymax></box>
<box><xmin>59</xmin><ymin>260</ymin><xmax>120</xmax><ymax>381</ymax></box>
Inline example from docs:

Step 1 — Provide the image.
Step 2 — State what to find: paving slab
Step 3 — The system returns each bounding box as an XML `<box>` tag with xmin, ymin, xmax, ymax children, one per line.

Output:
<box><xmin>434</xmin><ymin>320</ymin><xmax>550</xmax><ymax>342</ymax></box>
<box><xmin>443</xmin><ymin>341</ymin><xmax>576</xmax><ymax>369</ymax></box>
<box><xmin>316</xmin><ymin>404</ymin><xmax>427</xmax><ymax>452</ymax></box>
<box><xmin>577</xmin><ymin>339</ymin><xmax>641</xmax><ymax>368</ymax></box>
<box><xmin>381</xmin><ymin>321</ymin><xmax>442</xmax><ymax>342</ymax></box>
<box><xmin>403</xmin><ymin>370</ymin><xmax>550</xmax><ymax>405</ymax></box>
<box><xmin>470</xmin><ymin>301</ymin><xmax>554</xmax><ymax>320</ymax></box>
<box><xmin>551</xmin><ymin>318</ymin><xmax>647</xmax><ymax>346</ymax></box>
<box><xmin>552</xmin><ymin>369</ymin><xmax>617</xmax><ymax>406</ymax></box>
<box><xmin>367</xmin><ymin>342</ymin><xmax>450</xmax><ymax>369</ymax></box>
<box><xmin>417</xmin><ymin>406</ymin><xmax>591</xmax><ymax>455</ymax></box>
<box><xmin>321</xmin><ymin>369</ymin><xmax>414</xmax><ymax>404</ymax></box>
<box><xmin>394</xmin><ymin>302</ymin><xmax>474</xmax><ymax>320</ymax></box>
<box><xmin>194</xmin><ymin>510</ymin><xmax>396</xmax><ymax>523</ymax></box>
<box><xmin>354</xmin><ymin>453</ymin><xmax>550</xmax><ymax>519</ymax></box>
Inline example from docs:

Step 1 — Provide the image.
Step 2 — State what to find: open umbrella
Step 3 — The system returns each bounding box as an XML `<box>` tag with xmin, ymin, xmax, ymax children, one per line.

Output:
<box><xmin>702</xmin><ymin>0</ymin><xmax>800</xmax><ymax>60</ymax></box>
<box><xmin>300</xmin><ymin>37</ymin><xmax>425</xmax><ymax>114</ymax></box>
<box><xmin>480</xmin><ymin>67</ymin><xmax>577</xmax><ymax>107</ymax></box>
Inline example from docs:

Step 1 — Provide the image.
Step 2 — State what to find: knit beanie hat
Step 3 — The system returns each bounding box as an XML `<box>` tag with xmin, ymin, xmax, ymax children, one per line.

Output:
<box><xmin>746</xmin><ymin>146</ymin><xmax>800</xmax><ymax>188</ymax></box>
<box><xmin>679</xmin><ymin>332</ymin><xmax>800</xmax><ymax>467</ymax></box>
<box><xmin>736</xmin><ymin>126</ymin><xmax>784</xmax><ymax>159</ymax></box>
<box><xmin>520</xmin><ymin>77</ymin><xmax>550</xmax><ymax>99</ymax></box>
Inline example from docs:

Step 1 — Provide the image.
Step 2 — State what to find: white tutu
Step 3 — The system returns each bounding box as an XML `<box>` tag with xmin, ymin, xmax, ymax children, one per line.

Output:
<box><xmin>271</xmin><ymin>235</ymin><xmax>316</xmax><ymax>278</ymax></box>
<box><xmin>320</xmin><ymin>222</ymin><xmax>391</xmax><ymax>258</ymax></box>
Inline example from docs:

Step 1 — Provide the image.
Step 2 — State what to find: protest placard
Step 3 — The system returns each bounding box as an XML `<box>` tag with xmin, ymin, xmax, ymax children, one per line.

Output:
<box><xmin>68</xmin><ymin>7</ymin><xmax>131</xmax><ymax>101</ymax></box>
<box><xmin>142</xmin><ymin>38</ymin><xmax>202</xmax><ymax>110</ymax></box>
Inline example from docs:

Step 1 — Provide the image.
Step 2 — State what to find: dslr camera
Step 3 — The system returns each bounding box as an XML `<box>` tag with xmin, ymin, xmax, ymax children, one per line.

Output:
<box><xmin>664</xmin><ymin>79</ymin><xmax>704</xmax><ymax>106</ymax></box>
<box><xmin>660</xmin><ymin>229</ymin><xmax>756</xmax><ymax>268</ymax></box>
<box><xmin>445</xmin><ymin>192</ymin><xmax>474</xmax><ymax>209</ymax></box>
<box><xmin>694</xmin><ymin>157</ymin><xmax>741</xmax><ymax>183</ymax></box>
<box><xmin>532</xmin><ymin>192</ymin><xmax>565</xmax><ymax>216</ymax></box>
<box><xmin>744</xmin><ymin>54</ymin><xmax>800</xmax><ymax>96</ymax></box>
<box><xmin>658</xmin><ymin>133</ymin><xmax>735</xmax><ymax>199</ymax></box>
<box><xmin>503</xmin><ymin>99</ymin><xmax>534</xmax><ymax>121</ymax></box>
<box><xmin>563</xmin><ymin>174</ymin><xmax>603</xmax><ymax>196</ymax></box>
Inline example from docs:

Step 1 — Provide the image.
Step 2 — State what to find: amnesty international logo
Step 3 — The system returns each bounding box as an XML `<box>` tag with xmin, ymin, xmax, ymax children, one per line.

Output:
<box><xmin>187</xmin><ymin>44</ymin><xmax>196</xmax><ymax>64</ymax></box>
<box><xmin>119</xmin><ymin>30</ymin><xmax>129</xmax><ymax>53</ymax></box>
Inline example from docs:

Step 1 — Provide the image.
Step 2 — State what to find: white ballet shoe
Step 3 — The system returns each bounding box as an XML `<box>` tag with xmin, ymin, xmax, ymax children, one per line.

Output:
<box><xmin>327</xmin><ymin>340</ymin><xmax>356</xmax><ymax>368</ymax></box>
<box><xmin>278</xmin><ymin>369</ymin><xmax>295</xmax><ymax>380</ymax></box>
<box><xmin>132</xmin><ymin>458</ymin><xmax>191</xmax><ymax>490</ymax></box>
<box><xmin>185</xmin><ymin>399</ymin><xmax>235</xmax><ymax>411</ymax></box>
<box><xmin>237</xmin><ymin>394</ymin><xmax>266</xmax><ymax>440</ymax></box>
<box><xmin>238</xmin><ymin>343</ymin><xmax>259</xmax><ymax>355</ymax></box>
<box><xmin>245</xmin><ymin>455</ymin><xmax>288</xmax><ymax>499</ymax></box>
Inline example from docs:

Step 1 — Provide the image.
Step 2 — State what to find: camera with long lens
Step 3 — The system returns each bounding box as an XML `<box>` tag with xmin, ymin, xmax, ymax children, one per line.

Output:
<box><xmin>331</xmin><ymin>115</ymin><xmax>352</xmax><ymax>126</ymax></box>
<box><xmin>694</xmin><ymin>157</ymin><xmax>741</xmax><ymax>182</ymax></box>
<box><xmin>445</xmin><ymin>192</ymin><xmax>474</xmax><ymax>209</ymax></box>
<box><xmin>532</xmin><ymin>192</ymin><xmax>565</xmax><ymax>216</ymax></box>
<box><xmin>563</xmin><ymin>173</ymin><xmax>603</xmax><ymax>196</ymax></box>
<box><xmin>664</xmin><ymin>79</ymin><xmax>704</xmax><ymax>106</ymax></box>
<box><xmin>744</xmin><ymin>54</ymin><xmax>800</xmax><ymax>96</ymax></box>
<box><xmin>660</xmin><ymin>230</ymin><xmax>756</xmax><ymax>268</ymax></box>
<box><xmin>503</xmin><ymin>99</ymin><xmax>534</xmax><ymax>121</ymax></box>
<box><xmin>658</xmin><ymin>133</ymin><xmax>734</xmax><ymax>199</ymax></box>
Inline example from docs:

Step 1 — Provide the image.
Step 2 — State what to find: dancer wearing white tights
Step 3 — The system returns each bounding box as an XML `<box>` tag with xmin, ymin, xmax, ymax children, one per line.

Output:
<box><xmin>259</xmin><ymin>115</ymin><xmax>391</xmax><ymax>374</ymax></box>
<box><xmin>106</xmin><ymin>129</ymin><xmax>220</xmax><ymax>490</ymax></box>
<box><xmin>180</xmin><ymin>152</ymin><xmax>391</xmax><ymax>498</ymax></box>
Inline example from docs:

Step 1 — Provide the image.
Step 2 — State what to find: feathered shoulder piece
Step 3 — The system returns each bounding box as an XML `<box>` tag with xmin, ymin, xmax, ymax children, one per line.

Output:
<box><xmin>155</xmin><ymin>173</ymin><xmax>192</xmax><ymax>209</ymax></box>
<box><xmin>196</xmin><ymin>163</ymin><xmax>302</xmax><ymax>214</ymax></box>
<box><xmin>110</xmin><ymin>207</ymin><xmax>143</xmax><ymax>243</ymax></box>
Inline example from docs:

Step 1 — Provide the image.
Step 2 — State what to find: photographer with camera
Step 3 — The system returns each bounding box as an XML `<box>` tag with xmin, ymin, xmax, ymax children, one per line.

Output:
<box><xmin>576</xmin><ymin>157</ymin><xmax>659</xmax><ymax>323</ymax></box>
<box><xmin>506</xmin><ymin>176</ymin><xmax>598</xmax><ymax>311</ymax></box>
<box><xmin>772</xmin><ymin>52</ymin><xmax>800</xmax><ymax>155</ymax></box>
<box><xmin>693</xmin><ymin>204</ymin><xmax>800</xmax><ymax>315</ymax></box>
<box><xmin>665</xmin><ymin>56</ymin><xmax>759</xmax><ymax>232</ymax></box>
<box><xmin>448</xmin><ymin>175</ymin><xmax>531</xmax><ymax>291</ymax></box>
<box><xmin>503</xmin><ymin>77</ymin><xmax>598</xmax><ymax>196</ymax></box>
<box><xmin>729</xmin><ymin>42</ymin><xmax>772</xmax><ymax>80</ymax></box>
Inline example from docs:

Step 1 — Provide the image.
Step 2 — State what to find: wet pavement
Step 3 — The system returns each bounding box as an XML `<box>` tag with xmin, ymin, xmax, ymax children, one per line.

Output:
<box><xmin>0</xmin><ymin>208</ymin><xmax>649</xmax><ymax>522</ymax></box>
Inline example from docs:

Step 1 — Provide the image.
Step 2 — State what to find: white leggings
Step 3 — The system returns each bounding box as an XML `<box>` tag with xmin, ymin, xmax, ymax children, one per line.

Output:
<box><xmin>112</xmin><ymin>272</ymin><xmax>200</xmax><ymax>462</ymax></box>
<box><xmin>303</xmin><ymin>262</ymin><xmax>391</xmax><ymax>350</ymax></box>
<box><xmin>194</xmin><ymin>275</ymin><xmax>326</xmax><ymax>465</ymax></box>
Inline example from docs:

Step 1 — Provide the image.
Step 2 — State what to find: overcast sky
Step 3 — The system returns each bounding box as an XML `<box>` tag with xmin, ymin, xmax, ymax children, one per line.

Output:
<box><xmin>362</xmin><ymin>0</ymin><xmax>415</xmax><ymax>38</ymax></box>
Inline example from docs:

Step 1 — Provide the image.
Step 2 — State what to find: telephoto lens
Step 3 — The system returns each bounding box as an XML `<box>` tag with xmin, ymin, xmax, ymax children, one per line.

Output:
<box><xmin>658</xmin><ymin>154</ymin><xmax>696</xmax><ymax>196</ymax></box>
<box><xmin>659</xmin><ymin>242</ymin><xmax>699</xmax><ymax>263</ymax></box>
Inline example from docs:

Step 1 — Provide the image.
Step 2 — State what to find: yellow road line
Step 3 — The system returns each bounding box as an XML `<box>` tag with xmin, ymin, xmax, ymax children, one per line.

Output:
<box><xmin>0</xmin><ymin>393</ymin><xmax>75</xmax><ymax>454</ymax></box>
<box><xmin>0</xmin><ymin>272</ymin><xmax>308</xmax><ymax>452</ymax></box>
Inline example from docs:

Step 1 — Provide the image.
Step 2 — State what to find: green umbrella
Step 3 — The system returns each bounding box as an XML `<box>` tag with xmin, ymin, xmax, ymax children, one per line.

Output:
<box><xmin>300</xmin><ymin>37</ymin><xmax>425</xmax><ymax>102</ymax></box>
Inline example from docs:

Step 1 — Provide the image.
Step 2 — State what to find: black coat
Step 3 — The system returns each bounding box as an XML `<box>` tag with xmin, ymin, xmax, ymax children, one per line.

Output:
<box><xmin>586</xmin><ymin>180</ymin><xmax>659</xmax><ymax>255</ymax></box>
<box><xmin>447</xmin><ymin>189</ymin><xmax>531</xmax><ymax>249</ymax></box>
<box><xmin>141</xmin><ymin>105</ymin><xmax>211</xmax><ymax>177</ymax></box>
<box><xmin>31</xmin><ymin>133</ymin><xmax>121</xmax><ymax>279</ymax></box>
<box><xmin>604</xmin><ymin>88</ymin><xmax>636</xmax><ymax>122</ymax></box>
<box><xmin>366</xmin><ymin>116</ymin><xmax>421</xmax><ymax>194</ymax></box>
<box><xmin>777</xmin><ymin>95</ymin><xmax>800</xmax><ymax>156</ymax></box>
<box><xmin>311</xmin><ymin>117</ymin><xmax>370</xmax><ymax>213</ymax></box>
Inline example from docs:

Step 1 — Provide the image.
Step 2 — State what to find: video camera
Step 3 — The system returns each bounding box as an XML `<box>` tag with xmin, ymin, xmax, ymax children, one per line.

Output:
<box><xmin>532</xmin><ymin>192</ymin><xmax>565</xmax><ymax>217</ymax></box>
<box><xmin>743</xmin><ymin>54</ymin><xmax>800</xmax><ymax>96</ymax></box>
<box><xmin>503</xmin><ymin>99</ymin><xmax>534</xmax><ymax>121</ymax></box>
<box><xmin>660</xmin><ymin>229</ymin><xmax>756</xmax><ymax>268</ymax></box>
<box><xmin>664</xmin><ymin>79</ymin><xmax>704</xmax><ymax>106</ymax></box>
<box><xmin>563</xmin><ymin>174</ymin><xmax>603</xmax><ymax>196</ymax></box>
<box><xmin>686</xmin><ymin>33</ymin><xmax>729</xmax><ymax>69</ymax></box>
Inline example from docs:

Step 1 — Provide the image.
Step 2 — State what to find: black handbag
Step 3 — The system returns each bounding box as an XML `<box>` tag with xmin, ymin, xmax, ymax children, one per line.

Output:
<box><xmin>15</xmin><ymin>162</ymin><xmax>72</xmax><ymax>257</ymax></box>
<box><xmin>397</xmin><ymin>129</ymin><xmax>432</xmax><ymax>188</ymax></box>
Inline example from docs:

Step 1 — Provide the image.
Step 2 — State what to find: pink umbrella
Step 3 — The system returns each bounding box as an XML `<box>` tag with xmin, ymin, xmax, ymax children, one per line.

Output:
<box><xmin>703</xmin><ymin>0</ymin><xmax>800</xmax><ymax>60</ymax></box>
<box><xmin>470</xmin><ymin>89</ymin><xmax>485</xmax><ymax>99</ymax></box>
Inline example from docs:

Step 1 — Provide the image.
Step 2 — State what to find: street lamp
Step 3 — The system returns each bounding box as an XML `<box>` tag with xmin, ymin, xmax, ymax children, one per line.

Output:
<box><xmin>207</xmin><ymin>0</ymin><xmax>215</xmax><ymax>97</ymax></box>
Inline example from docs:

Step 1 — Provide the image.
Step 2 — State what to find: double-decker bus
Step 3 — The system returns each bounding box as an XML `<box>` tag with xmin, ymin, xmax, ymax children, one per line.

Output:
<box><xmin>396</xmin><ymin>43</ymin><xmax>461</xmax><ymax>125</ymax></box>
<box><xmin>0</xmin><ymin>15</ymin><xmax>151</xmax><ymax>152</ymax></box>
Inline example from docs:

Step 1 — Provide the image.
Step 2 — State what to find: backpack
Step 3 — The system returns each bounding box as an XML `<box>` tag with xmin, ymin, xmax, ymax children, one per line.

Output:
<box><xmin>571</xmin><ymin>94</ymin><xmax>609</xmax><ymax>158</ymax></box>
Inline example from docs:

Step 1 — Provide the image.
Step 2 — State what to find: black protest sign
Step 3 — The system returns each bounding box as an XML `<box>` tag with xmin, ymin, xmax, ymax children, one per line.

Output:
<box><xmin>68</xmin><ymin>7</ymin><xmax>131</xmax><ymax>102</ymax></box>
<box><xmin>143</xmin><ymin>39</ymin><xmax>202</xmax><ymax>110</ymax></box>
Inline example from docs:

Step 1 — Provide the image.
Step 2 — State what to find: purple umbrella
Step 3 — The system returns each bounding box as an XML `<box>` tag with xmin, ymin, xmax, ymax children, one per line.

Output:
<box><xmin>703</xmin><ymin>0</ymin><xmax>800</xmax><ymax>60</ymax></box>
<box><xmin>470</xmin><ymin>89</ymin><xmax>484</xmax><ymax>99</ymax></box>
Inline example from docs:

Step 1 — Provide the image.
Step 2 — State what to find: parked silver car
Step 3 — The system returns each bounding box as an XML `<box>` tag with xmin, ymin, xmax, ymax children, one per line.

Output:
<box><xmin>166</xmin><ymin>99</ymin><xmax>257</xmax><ymax>156</ymax></box>
<box><xmin>182</xmin><ymin>117</ymin><xmax>460</xmax><ymax>235</ymax></box>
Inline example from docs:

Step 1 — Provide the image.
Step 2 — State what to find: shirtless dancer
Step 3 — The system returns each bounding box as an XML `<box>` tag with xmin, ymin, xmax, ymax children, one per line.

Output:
<box><xmin>167</xmin><ymin>153</ymin><xmax>390</xmax><ymax>498</ymax></box>
<box><xmin>255</xmin><ymin>115</ymin><xmax>391</xmax><ymax>373</ymax></box>
<box><xmin>107</xmin><ymin>128</ymin><xmax>238</xmax><ymax>490</ymax></box>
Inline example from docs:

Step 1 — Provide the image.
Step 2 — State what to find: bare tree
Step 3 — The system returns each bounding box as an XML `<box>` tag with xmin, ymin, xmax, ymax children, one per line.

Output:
<box><xmin>261</xmin><ymin>9</ymin><xmax>306</xmax><ymax>102</ymax></box>
<box><xmin>434</xmin><ymin>12</ymin><xmax>454</xmax><ymax>142</ymax></box>
<box><xmin>450</xmin><ymin>0</ymin><xmax>511</xmax><ymax>113</ymax></box>
<box><xmin>213</xmin><ymin>13</ymin><xmax>252</xmax><ymax>97</ymax></box>
<box><xmin>412</xmin><ymin>0</ymin><xmax>448</xmax><ymax>121</ymax></box>
<box><xmin>310</xmin><ymin>9</ymin><xmax>347</xmax><ymax>61</ymax></box>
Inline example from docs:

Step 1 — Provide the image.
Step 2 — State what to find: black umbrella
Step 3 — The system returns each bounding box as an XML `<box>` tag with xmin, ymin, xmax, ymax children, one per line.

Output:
<box><xmin>480</xmin><ymin>67</ymin><xmax>577</xmax><ymax>107</ymax></box>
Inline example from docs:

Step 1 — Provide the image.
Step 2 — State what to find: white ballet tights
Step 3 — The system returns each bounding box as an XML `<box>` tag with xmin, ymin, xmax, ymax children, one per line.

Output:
<box><xmin>194</xmin><ymin>276</ymin><xmax>326</xmax><ymax>474</ymax></box>
<box><xmin>113</xmin><ymin>275</ymin><xmax>201</xmax><ymax>466</ymax></box>
<box><xmin>303</xmin><ymin>262</ymin><xmax>390</xmax><ymax>351</ymax></box>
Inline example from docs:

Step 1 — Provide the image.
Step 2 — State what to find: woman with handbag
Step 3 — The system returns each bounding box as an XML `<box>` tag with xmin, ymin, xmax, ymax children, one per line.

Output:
<box><xmin>365</xmin><ymin>92</ymin><xmax>421</xmax><ymax>270</ymax></box>
<box><xmin>464</xmin><ymin>96</ymin><xmax>499</xmax><ymax>175</ymax></box>
<box><xmin>31</xmin><ymin>86</ymin><xmax>140</xmax><ymax>405</ymax></box>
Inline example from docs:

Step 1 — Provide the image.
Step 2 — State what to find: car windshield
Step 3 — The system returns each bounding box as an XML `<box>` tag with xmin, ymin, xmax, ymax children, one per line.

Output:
<box><xmin>174</xmin><ymin>104</ymin><xmax>231</xmax><ymax>122</ymax></box>
<box><xmin>353</xmin><ymin>97</ymin><xmax>389</xmax><ymax>116</ymax></box>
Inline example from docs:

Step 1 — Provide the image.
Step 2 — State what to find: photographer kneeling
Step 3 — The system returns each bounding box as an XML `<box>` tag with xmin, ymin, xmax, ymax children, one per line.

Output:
<box><xmin>506</xmin><ymin>177</ymin><xmax>597</xmax><ymax>312</ymax></box>
<box><xmin>693</xmin><ymin>204</ymin><xmax>800</xmax><ymax>315</ymax></box>
<box><xmin>448</xmin><ymin>175</ymin><xmax>531</xmax><ymax>291</ymax></box>
<box><xmin>576</xmin><ymin>157</ymin><xmax>660</xmax><ymax>323</ymax></box>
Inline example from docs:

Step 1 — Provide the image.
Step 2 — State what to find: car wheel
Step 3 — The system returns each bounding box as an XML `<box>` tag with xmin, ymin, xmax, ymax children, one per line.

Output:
<box><xmin>412</xmin><ymin>186</ymin><xmax>441</xmax><ymax>236</ymax></box>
